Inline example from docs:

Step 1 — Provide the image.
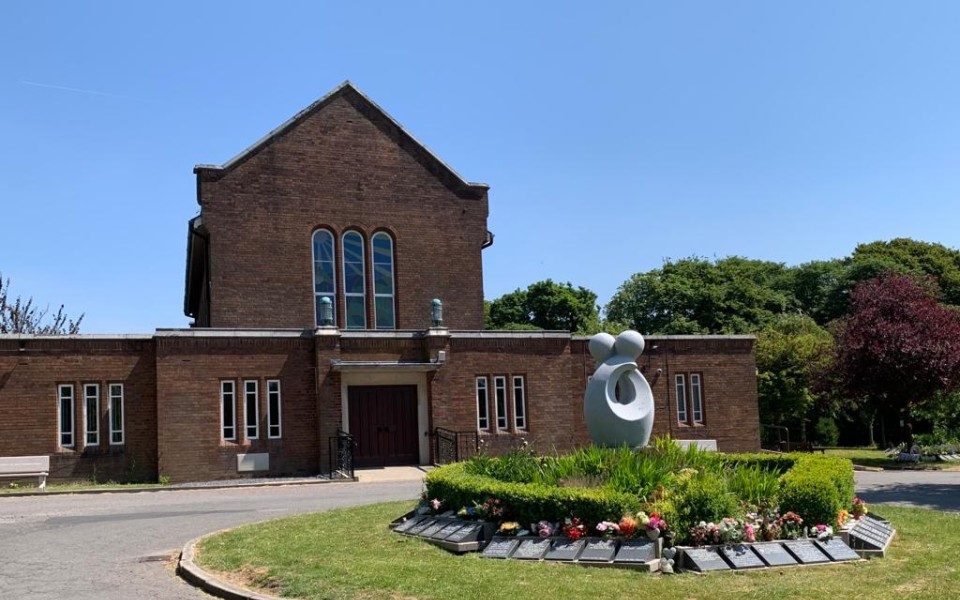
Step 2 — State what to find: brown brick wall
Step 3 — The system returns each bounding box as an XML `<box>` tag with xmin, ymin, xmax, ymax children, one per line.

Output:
<box><xmin>0</xmin><ymin>338</ymin><xmax>157</xmax><ymax>483</ymax></box>
<box><xmin>197</xmin><ymin>92</ymin><xmax>488</xmax><ymax>331</ymax></box>
<box><xmin>155</xmin><ymin>334</ymin><xmax>320</xmax><ymax>483</ymax></box>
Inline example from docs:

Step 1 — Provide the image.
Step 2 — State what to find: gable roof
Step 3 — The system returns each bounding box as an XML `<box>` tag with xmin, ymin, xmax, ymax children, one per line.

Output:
<box><xmin>193</xmin><ymin>81</ymin><xmax>489</xmax><ymax>198</ymax></box>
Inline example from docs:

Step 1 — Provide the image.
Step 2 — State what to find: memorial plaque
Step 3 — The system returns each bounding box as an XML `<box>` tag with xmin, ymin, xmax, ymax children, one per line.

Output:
<box><xmin>863</xmin><ymin>517</ymin><xmax>893</xmax><ymax>535</ymax></box>
<box><xmin>849</xmin><ymin>528</ymin><xmax>885</xmax><ymax>550</ymax></box>
<box><xmin>858</xmin><ymin>520</ymin><xmax>891</xmax><ymax>537</ymax></box>
<box><xmin>855</xmin><ymin>525</ymin><xmax>888</xmax><ymax>545</ymax></box>
<box><xmin>614</xmin><ymin>540</ymin><xmax>657</xmax><ymax>564</ymax></box>
<box><xmin>513</xmin><ymin>538</ymin><xmax>551</xmax><ymax>560</ymax></box>
<box><xmin>751</xmin><ymin>542</ymin><xmax>798</xmax><ymax>567</ymax></box>
<box><xmin>578</xmin><ymin>538</ymin><xmax>618</xmax><ymax>562</ymax></box>
<box><xmin>783</xmin><ymin>540</ymin><xmax>830</xmax><ymax>564</ymax></box>
<box><xmin>417</xmin><ymin>520</ymin><xmax>448</xmax><ymax>539</ymax></box>
<box><xmin>438</xmin><ymin>510</ymin><xmax>457</xmax><ymax>518</ymax></box>
<box><xmin>481</xmin><ymin>538</ymin><xmax>520</xmax><ymax>559</ymax></box>
<box><xmin>406</xmin><ymin>518</ymin><xmax>437</xmax><ymax>536</ymax></box>
<box><xmin>719</xmin><ymin>544</ymin><xmax>765</xmax><ymax>569</ymax></box>
<box><xmin>433</xmin><ymin>522</ymin><xmax>468</xmax><ymax>540</ymax></box>
<box><xmin>447</xmin><ymin>523</ymin><xmax>483</xmax><ymax>543</ymax></box>
<box><xmin>393</xmin><ymin>515</ymin><xmax>427</xmax><ymax>533</ymax></box>
<box><xmin>544</xmin><ymin>539</ymin><xmax>586</xmax><ymax>561</ymax></box>
<box><xmin>682</xmin><ymin>546</ymin><xmax>731</xmax><ymax>572</ymax></box>
<box><xmin>815</xmin><ymin>538</ymin><xmax>860</xmax><ymax>562</ymax></box>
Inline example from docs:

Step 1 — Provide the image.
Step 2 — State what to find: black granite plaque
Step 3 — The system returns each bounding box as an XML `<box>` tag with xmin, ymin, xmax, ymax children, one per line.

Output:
<box><xmin>446</xmin><ymin>523</ymin><xmax>483</xmax><ymax>543</ymax></box>
<box><xmin>862</xmin><ymin>518</ymin><xmax>893</xmax><ymax>536</ymax></box>
<box><xmin>482</xmin><ymin>538</ymin><xmax>520</xmax><ymax>559</ymax></box>
<box><xmin>406</xmin><ymin>518</ymin><xmax>437</xmax><ymax>536</ymax></box>
<box><xmin>815</xmin><ymin>538</ymin><xmax>860</xmax><ymax>561</ymax></box>
<box><xmin>783</xmin><ymin>540</ymin><xmax>830</xmax><ymax>564</ymax></box>
<box><xmin>849</xmin><ymin>528</ymin><xmax>885</xmax><ymax>550</ymax></box>
<box><xmin>393</xmin><ymin>515</ymin><xmax>427</xmax><ymax>533</ymax></box>
<box><xmin>719</xmin><ymin>544</ymin><xmax>765</xmax><ymax>569</ymax></box>
<box><xmin>417</xmin><ymin>520</ymin><xmax>449</xmax><ymax>539</ymax></box>
<box><xmin>433</xmin><ymin>522</ymin><xmax>467</xmax><ymax>540</ymax></box>
<box><xmin>683</xmin><ymin>546</ymin><xmax>731</xmax><ymax>572</ymax></box>
<box><xmin>614</xmin><ymin>540</ymin><xmax>657</xmax><ymax>564</ymax></box>
<box><xmin>854</xmin><ymin>525</ymin><xmax>888</xmax><ymax>545</ymax></box>
<box><xmin>544</xmin><ymin>539</ymin><xmax>586</xmax><ymax>561</ymax></box>
<box><xmin>751</xmin><ymin>542</ymin><xmax>798</xmax><ymax>567</ymax></box>
<box><xmin>513</xmin><ymin>538</ymin><xmax>551</xmax><ymax>560</ymax></box>
<box><xmin>438</xmin><ymin>510</ymin><xmax>457</xmax><ymax>518</ymax></box>
<box><xmin>578</xmin><ymin>538</ymin><xmax>618</xmax><ymax>562</ymax></box>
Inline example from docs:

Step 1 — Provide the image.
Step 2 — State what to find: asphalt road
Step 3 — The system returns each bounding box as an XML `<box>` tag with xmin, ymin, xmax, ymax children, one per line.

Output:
<box><xmin>0</xmin><ymin>480</ymin><xmax>422</xmax><ymax>600</ymax></box>
<box><xmin>0</xmin><ymin>470</ymin><xmax>958</xmax><ymax>600</ymax></box>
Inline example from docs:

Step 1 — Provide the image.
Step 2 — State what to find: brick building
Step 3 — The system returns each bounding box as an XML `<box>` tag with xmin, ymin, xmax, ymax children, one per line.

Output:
<box><xmin>0</xmin><ymin>82</ymin><xmax>760</xmax><ymax>483</ymax></box>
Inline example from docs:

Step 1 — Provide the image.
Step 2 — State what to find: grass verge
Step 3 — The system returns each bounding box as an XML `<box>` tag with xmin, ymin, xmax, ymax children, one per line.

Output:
<box><xmin>823</xmin><ymin>447</ymin><xmax>960</xmax><ymax>471</ymax></box>
<box><xmin>0</xmin><ymin>481</ymin><xmax>166</xmax><ymax>495</ymax></box>
<box><xmin>195</xmin><ymin>500</ymin><xmax>960</xmax><ymax>600</ymax></box>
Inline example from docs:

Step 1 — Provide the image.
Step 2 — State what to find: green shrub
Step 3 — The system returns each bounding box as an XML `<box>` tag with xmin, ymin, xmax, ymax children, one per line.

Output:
<box><xmin>779</xmin><ymin>454</ymin><xmax>853</xmax><ymax>525</ymax></box>
<box><xmin>815</xmin><ymin>417</ymin><xmax>840</xmax><ymax>446</ymax></box>
<box><xmin>726</xmin><ymin>463</ymin><xmax>782</xmax><ymax>508</ymax></box>
<box><xmin>426</xmin><ymin>463</ymin><xmax>641</xmax><ymax>525</ymax></box>
<box><xmin>671</xmin><ymin>470</ymin><xmax>740</xmax><ymax>534</ymax></box>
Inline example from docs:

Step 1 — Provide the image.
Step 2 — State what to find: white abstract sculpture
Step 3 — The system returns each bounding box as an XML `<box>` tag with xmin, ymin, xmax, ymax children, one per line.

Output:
<box><xmin>583</xmin><ymin>330</ymin><xmax>655</xmax><ymax>448</ymax></box>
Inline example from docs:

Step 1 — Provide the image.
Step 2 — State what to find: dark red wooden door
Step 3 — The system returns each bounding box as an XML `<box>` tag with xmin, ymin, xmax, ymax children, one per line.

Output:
<box><xmin>348</xmin><ymin>385</ymin><xmax>419</xmax><ymax>467</ymax></box>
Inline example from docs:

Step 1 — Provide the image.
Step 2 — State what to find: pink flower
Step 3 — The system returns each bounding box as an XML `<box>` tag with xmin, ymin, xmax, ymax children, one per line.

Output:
<box><xmin>745</xmin><ymin>523</ymin><xmax>756</xmax><ymax>543</ymax></box>
<box><xmin>430</xmin><ymin>498</ymin><xmax>442</xmax><ymax>511</ymax></box>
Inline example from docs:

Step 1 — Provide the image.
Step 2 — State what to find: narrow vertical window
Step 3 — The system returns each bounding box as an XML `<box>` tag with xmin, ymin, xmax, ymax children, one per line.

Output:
<box><xmin>312</xmin><ymin>229</ymin><xmax>336</xmax><ymax>327</ymax></box>
<box><xmin>690</xmin><ymin>374</ymin><xmax>704</xmax><ymax>424</ymax></box>
<box><xmin>244</xmin><ymin>380</ymin><xmax>259</xmax><ymax>440</ymax></box>
<box><xmin>675</xmin><ymin>374</ymin><xmax>688</xmax><ymax>424</ymax></box>
<box><xmin>221</xmin><ymin>381</ymin><xmax>236</xmax><ymax>441</ymax></box>
<box><xmin>513</xmin><ymin>376</ymin><xmax>527</xmax><ymax>430</ymax></box>
<box><xmin>109</xmin><ymin>384</ymin><xmax>125</xmax><ymax>445</ymax></box>
<box><xmin>494</xmin><ymin>376</ymin><xmax>508</xmax><ymax>430</ymax></box>
<box><xmin>476</xmin><ymin>377</ymin><xmax>489</xmax><ymax>430</ymax></box>
<box><xmin>267</xmin><ymin>380</ymin><xmax>282</xmax><ymax>439</ymax></box>
<box><xmin>83</xmin><ymin>384</ymin><xmax>99</xmax><ymax>447</ymax></box>
<box><xmin>371</xmin><ymin>232</ymin><xmax>396</xmax><ymax>329</ymax></box>
<box><xmin>58</xmin><ymin>384</ymin><xmax>74</xmax><ymax>448</ymax></box>
<box><xmin>342</xmin><ymin>230</ymin><xmax>366</xmax><ymax>329</ymax></box>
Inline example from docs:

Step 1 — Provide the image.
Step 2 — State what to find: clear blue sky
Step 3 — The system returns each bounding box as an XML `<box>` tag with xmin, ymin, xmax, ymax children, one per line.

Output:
<box><xmin>2</xmin><ymin>2</ymin><xmax>959</xmax><ymax>333</ymax></box>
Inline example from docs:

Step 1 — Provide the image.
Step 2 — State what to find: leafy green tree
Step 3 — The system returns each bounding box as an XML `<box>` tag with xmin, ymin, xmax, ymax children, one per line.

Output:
<box><xmin>486</xmin><ymin>280</ymin><xmax>600</xmax><ymax>333</ymax></box>
<box><xmin>755</xmin><ymin>314</ymin><xmax>834</xmax><ymax>434</ymax></box>
<box><xmin>791</xmin><ymin>259</ymin><xmax>847</xmax><ymax>325</ymax></box>
<box><xmin>605</xmin><ymin>257</ymin><xmax>795</xmax><ymax>334</ymax></box>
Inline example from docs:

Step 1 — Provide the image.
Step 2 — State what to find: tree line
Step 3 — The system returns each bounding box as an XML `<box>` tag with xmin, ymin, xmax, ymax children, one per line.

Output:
<box><xmin>485</xmin><ymin>238</ymin><xmax>960</xmax><ymax>447</ymax></box>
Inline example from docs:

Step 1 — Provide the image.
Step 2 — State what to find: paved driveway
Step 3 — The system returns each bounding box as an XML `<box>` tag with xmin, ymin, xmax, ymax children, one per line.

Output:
<box><xmin>0</xmin><ymin>480</ymin><xmax>421</xmax><ymax>600</ymax></box>
<box><xmin>855</xmin><ymin>469</ymin><xmax>960</xmax><ymax>512</ymax></box>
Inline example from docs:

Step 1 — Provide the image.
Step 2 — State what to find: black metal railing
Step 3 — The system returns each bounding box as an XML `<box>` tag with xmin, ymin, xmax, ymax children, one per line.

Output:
<box><xmin>433</xmin><ymin>427</ymin><xmax>479</xmax><ymax>465</ymax></box>
<box><xmin>761</xmin><ymin>424</ymin><xmax>791</xmax><ymax>452</ymax></box>
<box><xmin>328</xmin><ymin>429</ymin><xmax>355</xmax><ymax>479</ymax></box>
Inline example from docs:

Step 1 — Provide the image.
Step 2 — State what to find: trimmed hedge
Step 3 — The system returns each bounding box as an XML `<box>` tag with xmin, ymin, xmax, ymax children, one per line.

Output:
<box><xmin>425</xmin><ymin>462</ymin><xmax>641</xmax><ymax>525</ymax></box>
<box><xmin>425</xmin><ymin>450</ymin><xmax>855</xmax><ymax>531</ymax></box>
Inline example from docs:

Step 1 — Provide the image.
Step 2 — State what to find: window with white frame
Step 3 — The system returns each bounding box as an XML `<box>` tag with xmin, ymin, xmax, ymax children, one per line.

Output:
<box><xmin>58</xmin><ymin>384</ymin><xmax>74</xmax><ymax>448</ymax></box>
<box><xmin>84</xmin><ymin>383</ymin><xmax>99</xmax><ymax>447</ymax></box>
<box><xmin>690</xmin><ymin>373</ymin><xmax>704</xmax><ymax>424</ymax></box>
<box><xmin>267</xmin><ymin>380</ymin><xmax>282</xmax><ymax>439</ymax></box>
<box><xmin>341</xmin><ymin>231</ymin><xmax>367</xmax><ymax>329</ymax></box>
<box><xmin>512</xmin><ymin>376</ymin><xmax>527</xmax><ymax>430</ymax></box>
<box><xmin>371</xmin><ymin>232</ymin><xmax>396</xmax><ymax>330</ymax></box>
<box><xmin>476</xmin><ymin>377</ymin><xmax>489</xmax><ymax>430</ymax></box>
<box><xmin>109</xmin><ymin>383</ymin><xmax>124</xmax><ymax>445</ymax></box>
<box><xmin>675</xmin><ymin>374</ymin><xmax>688</xmax><ymax>424</ymax></box>
<box><xmin>494</xmin><ymin>376</ymin><xmax>508</xmax><ymax>430</ymax></box>
<box><xmin>221</xmin><ymin>381</ymin><xmax>236</xmax><ymax>441</ymax></box>
<box><xmin>312</xmin><ymin>229</ymin><xmax>336</xmax><ymax>327</ymax></box>
<box><xmin>244</xmin><ymin>380</ymin><xmax>259</xmax><ymax>440</ymax></box>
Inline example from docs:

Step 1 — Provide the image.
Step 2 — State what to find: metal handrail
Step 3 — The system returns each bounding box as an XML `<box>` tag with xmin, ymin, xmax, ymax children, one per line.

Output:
<box><xmin>328</xmin><ymin>428</ymin><xmax>355</xmax><ymax>479</ymax></box>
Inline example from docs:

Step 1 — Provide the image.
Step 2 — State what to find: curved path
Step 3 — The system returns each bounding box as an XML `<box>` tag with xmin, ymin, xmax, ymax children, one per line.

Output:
<box><xmin>0</xmin><ymin>480</ymin><xmax>421</xmax><ymax>599</ymax></box>
<box><xmin>1</xmin><ymin>470</ymin><xmax>958</xmax><ymax>599</ymax></box>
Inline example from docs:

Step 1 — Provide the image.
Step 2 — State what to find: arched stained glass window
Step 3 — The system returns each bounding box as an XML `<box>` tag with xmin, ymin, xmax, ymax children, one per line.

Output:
<box><xmin>371</xmin><ymin>232</ymin><xmax>395</xmax><ymax>329</ymax></box>
<box><xmin>312</xmin><ymin>229</ymin><xmax>336</xmax><ymax>327</ymax></box>
<box><xmin>341</xmin><ymin>231</ymin><xmax>367</xmax><ymax>329</ymax></box>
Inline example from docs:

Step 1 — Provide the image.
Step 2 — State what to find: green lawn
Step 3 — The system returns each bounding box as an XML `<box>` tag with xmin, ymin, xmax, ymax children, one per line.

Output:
<box><xmin>196</xmin><ymin>501</ymin><xmax>960</xmax><ymax>600</ymax></box>
<box><xmin>0</xmin><ymin>481</ymin><xmax>166</xmax><ymax>495</ymax></box>
<box><xmin>823</xmin><ymin>447</ymin><xmax>960</xmax><ymax>471</ymax></box>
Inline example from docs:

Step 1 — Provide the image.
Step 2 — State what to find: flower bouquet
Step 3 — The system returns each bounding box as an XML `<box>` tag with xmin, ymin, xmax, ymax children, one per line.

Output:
<box><xmin>562</xmin><ymin>517</ymin><xmax>587</xmax><ymax>540</ymax></box>
<box><xmin>777</xmin><ymin>512</ymin><xmax>804</xmax><ymax>540</ymax></box>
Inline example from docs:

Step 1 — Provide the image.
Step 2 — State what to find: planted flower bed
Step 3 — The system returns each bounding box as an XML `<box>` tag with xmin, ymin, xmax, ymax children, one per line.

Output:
<box><xmin>406</xmin><ymin>439</ymin><xmax>878</xmax><ymax>571</ymax></box>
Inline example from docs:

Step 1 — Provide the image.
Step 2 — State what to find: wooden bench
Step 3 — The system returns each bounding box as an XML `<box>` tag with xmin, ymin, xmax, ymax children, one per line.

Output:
<box><xmin>0</xmin><ymin>456</ymin><xmax>50</xmax><ymax>491</ymax></box>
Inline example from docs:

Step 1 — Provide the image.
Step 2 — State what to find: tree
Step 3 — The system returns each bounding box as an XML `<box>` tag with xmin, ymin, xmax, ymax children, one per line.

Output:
<box><xmin>0</xmin><ymin>273</ymin><xmax>83</xmax><ymax>334</ymax></box>
<box><xmin>832</xmin><ymin>274</ymin><xmax>960</xmax><ymax>445</ymax></box>
<box><xmin>755</xmin><ymin>314</ymin><xmax>834</xmax><ymax>435</ymax></box>
<box><xmin>486</xmin><ymin>280</ymin><xmax>600</xmax><ymax>333</ymax></box>
<box><xmin>605</xmin><ymin>256</ymin><xmax>795</xmax><ymax>334</ymax></box>
<box><xmin>791</xmin><ymin>259</ymin><xmax>847</xmax><ymax>325</ymax></box>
